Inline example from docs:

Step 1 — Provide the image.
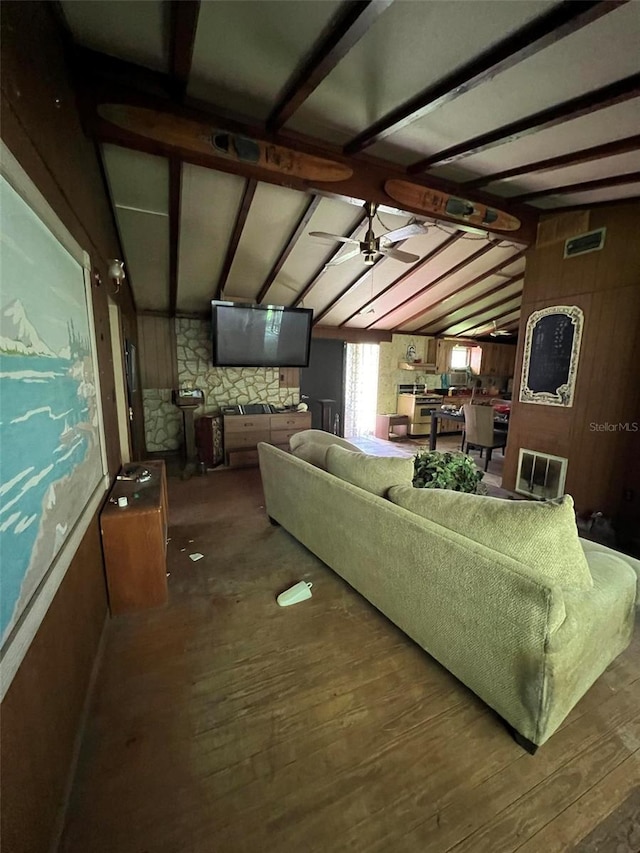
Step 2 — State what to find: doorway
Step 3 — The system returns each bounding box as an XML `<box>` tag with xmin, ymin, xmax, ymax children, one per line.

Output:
<box><xmin>108</xmin><ymin>299</ymin><xmax>131</xmax><ymax>464</ymax></box>
<box><xmin>343</xmin><ymin>343</ymin><xmax>380</xmax><ymax>438</ymax></box>
<box><xmin>300</xmin><ymin>339</ymin><xmax>345</xmax><ymax>434</ymax></box>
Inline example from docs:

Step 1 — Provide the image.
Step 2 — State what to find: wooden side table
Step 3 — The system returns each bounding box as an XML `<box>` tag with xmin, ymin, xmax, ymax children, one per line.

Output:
<box><xmin>375</xmin><ymin>414</ymin><xmax>410</xmax><ymax>441</ymax></box>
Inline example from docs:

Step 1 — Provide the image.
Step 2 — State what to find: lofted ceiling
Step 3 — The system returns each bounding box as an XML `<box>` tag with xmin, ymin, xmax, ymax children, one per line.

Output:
<box><xmin>59</xmin><ymin>0</ymin><xmax>640</xmax><ymax>340</ymax></box>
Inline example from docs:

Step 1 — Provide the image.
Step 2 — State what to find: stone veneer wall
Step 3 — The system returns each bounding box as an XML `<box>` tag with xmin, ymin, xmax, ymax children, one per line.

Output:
<box><xmin>143</xmin><ymin>389</ymin><xmax>182</xmax><ymax>452</ymax></box>
<box><xmin>377</xmin><ymin>334</ymin><xmax>439</xmax><ymax>414</ymax></box>
<box><xmin>176</xmin><ymin>317</ymin><xmax>299</xmax><ymax>416</ymax></box>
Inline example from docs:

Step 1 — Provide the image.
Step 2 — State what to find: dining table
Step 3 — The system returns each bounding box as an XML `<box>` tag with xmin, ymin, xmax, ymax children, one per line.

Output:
<box><xmin>429</xmin><ymin>409</ymin><xmax>509</xmax><ymax>452</ymax></box>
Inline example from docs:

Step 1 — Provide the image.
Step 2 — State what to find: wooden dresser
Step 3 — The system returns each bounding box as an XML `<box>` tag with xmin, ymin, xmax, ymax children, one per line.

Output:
<box><xmin>100</xmin><ymin>460</ymin><xmax>169</xmax><ymax>615</ymax></box>
<box><xmin>223</xmin><ymin>411</ymin><xmax>311</xmax><ymax>467</ymax></box>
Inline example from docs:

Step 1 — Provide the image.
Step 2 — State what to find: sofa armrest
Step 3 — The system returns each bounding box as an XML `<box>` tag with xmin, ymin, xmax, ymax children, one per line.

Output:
<box><xmin>580</xmin><ymin>538</ymin><xmax>640</xmax><ymax>606</ymax></box>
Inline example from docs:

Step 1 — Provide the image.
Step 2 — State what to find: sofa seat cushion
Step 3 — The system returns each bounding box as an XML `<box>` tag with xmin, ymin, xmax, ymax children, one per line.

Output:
<box><xmin>387</xmin><ymin>486</ymin><xmax>593</xmax><ymax>591</ymax></box>
<box><xmin>289</xmin><ymin>429</ymin><xmax>360</xmax><ymax>470</ymax></box>
<box><xmin>326</xmin><ymin>445</ymin><xmax>415</xmax><ymax>498</ymax></box>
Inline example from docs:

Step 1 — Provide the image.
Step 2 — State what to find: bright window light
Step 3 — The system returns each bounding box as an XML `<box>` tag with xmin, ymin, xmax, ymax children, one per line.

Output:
<box><xmin>450</xmin><ymin>346</ymin><xmax>470</xmax><ymax>370</ymax></box>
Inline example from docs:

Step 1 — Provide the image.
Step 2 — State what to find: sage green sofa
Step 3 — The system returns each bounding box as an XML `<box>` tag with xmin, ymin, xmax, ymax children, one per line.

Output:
<box><xmin>257</xmin><ymin>439</ymin><xmax>637</xmax><ymax>750</ymax></box>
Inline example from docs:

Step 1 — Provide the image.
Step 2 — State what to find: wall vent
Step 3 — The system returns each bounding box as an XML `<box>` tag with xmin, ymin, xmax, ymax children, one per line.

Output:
<box><xmin>563</xmin><ymin>227</ymin><xmax>606</xmax><ymax>259</ymax></box>
<box><xmin>516</xmin><ymin>449</ymin><xmax>568</xmax><ymax>501</ymax></box>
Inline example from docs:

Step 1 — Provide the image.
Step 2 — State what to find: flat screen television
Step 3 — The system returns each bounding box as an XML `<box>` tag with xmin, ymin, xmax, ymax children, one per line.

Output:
<box><xmin>211</xmin><ymin>301</ymin><xmax>313</xmax><ymax>367</ymax></box>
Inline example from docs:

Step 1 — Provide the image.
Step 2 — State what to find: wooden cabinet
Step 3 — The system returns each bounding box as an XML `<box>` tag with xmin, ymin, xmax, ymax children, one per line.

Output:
<box><xmin>100</xmin><ymin>460</ymin><xmax>168</xmax><ymax>616</ymax></box>
<box><xmin>479</xmin><ymin>343</ymin><xmax>516</xmax><ymax>376</ymax></box>
<box><xmin>223</xmin><ymin>411</ymin><xmax>312</xmax><ymax>466</ymax></box>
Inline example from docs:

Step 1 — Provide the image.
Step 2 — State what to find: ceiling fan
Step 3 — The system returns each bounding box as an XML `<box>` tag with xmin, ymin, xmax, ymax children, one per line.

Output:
<box><xmin>309</xmin><ymin>201</ymin><xmax>425</xmax><ymax>266</ymax></box>
<box><xmin>490</xmin><ymin>320</ymin><xmax>513</xmax><ymax>337</ymax></box>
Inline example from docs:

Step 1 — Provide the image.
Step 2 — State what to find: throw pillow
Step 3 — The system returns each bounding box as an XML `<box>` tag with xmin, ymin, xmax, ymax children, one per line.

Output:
<box><xmin>387</xmin><ymin>485</ymin><xmax>593</xmax><ymax>591</ymax></box>
<box><xmin>289</xmin><ymin>429</ymin><xmax>360</xmax><ymax>470</ymax></box>
<box><xmin>326</xmin><ymin>445</ymin><xmax>415</xmax><ymax>498</ymax></box>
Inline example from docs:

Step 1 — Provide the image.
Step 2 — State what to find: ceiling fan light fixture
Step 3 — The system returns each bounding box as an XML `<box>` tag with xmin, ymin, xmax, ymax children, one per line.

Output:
<box><xmin>363</xmin><ymin>252</ymin><xmax>376</xmax><ymax>265</ymax></box>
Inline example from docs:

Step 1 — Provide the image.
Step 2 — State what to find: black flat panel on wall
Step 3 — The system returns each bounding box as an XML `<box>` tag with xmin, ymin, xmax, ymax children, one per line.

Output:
<box><xmin>300</xmin><ymin>339</ymin><xmax>346</xmax><ymax>434</ymax></box>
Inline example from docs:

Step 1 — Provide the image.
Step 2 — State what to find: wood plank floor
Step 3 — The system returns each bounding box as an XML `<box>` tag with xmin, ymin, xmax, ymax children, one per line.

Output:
<box><xmin>59</xmin><ymin>466</ymin><xmax>640</xmax><ymax>853</ymax></box>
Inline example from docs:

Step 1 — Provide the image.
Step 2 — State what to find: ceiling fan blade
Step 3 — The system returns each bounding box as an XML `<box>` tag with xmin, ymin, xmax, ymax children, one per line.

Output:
<box><xmin>381</xmin><ymin>222</ymin><xmax>429</xmax><ymax>242</ymax></box>
<box><xmin>326</xmin><ymin>247</ymin><xmax>362</xmax><ymax>266</ymax></box>
<box><xmin>309</xmin><ymin>231</ymin><xmax>359</xmax><ymax>245</ymax></box>
<box><xmin>377</xmin><ymin>246</ymin><xmax>420</xmax><ymax>264</ymax></box>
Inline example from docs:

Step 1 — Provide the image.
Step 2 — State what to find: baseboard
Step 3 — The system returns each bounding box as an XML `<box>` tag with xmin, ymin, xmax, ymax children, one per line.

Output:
<box><xmin>49</xmin><ymin>611</ymin><xmax>109</xmax><ymax>853</ymax></box>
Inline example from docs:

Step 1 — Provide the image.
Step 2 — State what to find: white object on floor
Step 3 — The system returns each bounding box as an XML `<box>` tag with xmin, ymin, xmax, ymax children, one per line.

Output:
<box><xmin>189</xmin><ymin>553</ymin><xmax>204</xmax><ymax>561</ymax></box>
<box><xmin>277</xmin><ymin>581</ymin><xmax>313</xmax><ymax>607</ymax></box>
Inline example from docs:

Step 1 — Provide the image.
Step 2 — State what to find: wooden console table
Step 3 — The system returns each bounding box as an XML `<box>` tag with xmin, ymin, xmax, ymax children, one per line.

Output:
<box><xmin>100</xmin><ymin>460</ymin><xmax>168</xmax><ymax>615</ymax></box>
<box><xmin>223</xmin><ymin>411</ymin><xmax>311</xmax><ymax>467</ymax></box>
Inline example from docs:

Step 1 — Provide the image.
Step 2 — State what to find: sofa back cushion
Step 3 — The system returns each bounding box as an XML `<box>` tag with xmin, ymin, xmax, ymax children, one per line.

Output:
<box><xmin>326</xmin><ymin>445</ymin><xmax>415</xmax><ymax>498</ymax></box>
<box><xmin>289</xmin><ymin>429</ymin><xmax>360</xmax><ymax>470</ymax></box>
<box><xmin>387</xmin><ymin>486</ymin><xmax>593</xmax><ymax>591</ymax></box>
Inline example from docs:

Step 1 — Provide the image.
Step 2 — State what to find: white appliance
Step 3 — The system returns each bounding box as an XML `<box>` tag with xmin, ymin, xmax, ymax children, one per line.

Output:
<box><xmin>396</xmin><ymin>385</ymin><xmax>442</xmax><ymax>436</ymax></box>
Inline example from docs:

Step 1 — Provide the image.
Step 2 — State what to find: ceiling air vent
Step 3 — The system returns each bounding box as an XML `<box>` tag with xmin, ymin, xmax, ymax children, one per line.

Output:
<box><xmin>563</xmin><ymin>227</ymin><xmax>606</xmax><ymax>259</ymax></box>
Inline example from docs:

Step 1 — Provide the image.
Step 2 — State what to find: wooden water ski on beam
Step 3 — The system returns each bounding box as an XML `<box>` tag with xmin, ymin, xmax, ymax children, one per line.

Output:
<box><xmin>98</xmin><ymin>104</ymin><xmax>354</xmax><ymax>182</ymax></box>
<box><xmin>384</xmin><ymin>179</ymin><xmax>522</xmax><ymax>232</ymax></box>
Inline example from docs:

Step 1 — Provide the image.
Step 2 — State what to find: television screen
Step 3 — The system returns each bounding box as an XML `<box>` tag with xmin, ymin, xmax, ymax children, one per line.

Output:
<box><xmin>211</xmin><ymin>302</ymin><xmax>313</xmax><ymax>367</ymax></box>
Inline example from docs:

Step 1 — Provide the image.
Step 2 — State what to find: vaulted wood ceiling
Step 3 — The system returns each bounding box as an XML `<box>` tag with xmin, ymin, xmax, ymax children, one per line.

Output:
<box><xmin>59</xmin><ymin>0</ymin><xmax>640</xmax><ymax>339</ymax></box>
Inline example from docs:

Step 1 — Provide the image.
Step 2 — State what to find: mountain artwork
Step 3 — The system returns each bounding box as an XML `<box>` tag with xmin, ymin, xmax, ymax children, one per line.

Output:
<box><xmin>0</xmin><ymin>174</ymin><xmax>104</xmax><ymax>649</ymax></box>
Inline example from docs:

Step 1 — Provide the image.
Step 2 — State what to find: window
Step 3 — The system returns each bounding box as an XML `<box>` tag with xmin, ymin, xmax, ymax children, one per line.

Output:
<box><xmin>450</xmin><ymin>346</ymin><xmax>470</xmax><ymax>370</ymax></box>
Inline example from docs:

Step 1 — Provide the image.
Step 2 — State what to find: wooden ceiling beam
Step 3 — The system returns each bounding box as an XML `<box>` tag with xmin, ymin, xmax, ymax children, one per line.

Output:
<box><xmin>213</xmin><ymin>178</ymin><xmax>257</xmax><ymax>300</ymax></box>
<box><xmin>542</xmin><ymin>195</ymin><xmax>640</xmax><ymax>214</ymax></box>
<box><xmin>510</xmin><ymin>170</ymin><xmax>640</xmax><ymax>203</ymax></box>
<box><xmin>168</xmin><ymin>158</ymin><xmax>182</xmax><ymax>317</ymax></box>
<box><xmin>462</xmin><ymin>133</ymin><xmax>640</xmax><ymax>190</ymax></box>
<box><xmin>416</xmin><ymin>272</ymin><xmax>524</xmax><ymax>334</ymax></box>
<box><xmin>293</xmin><ymin>212</ymin><xmax>368</xmax><ymax>307</ymax></box>
<box><xmin>255</xmin><ymin>195</ymin><xmax>321</xmax><ymax>304</ymax></box>
<box><xmin>459</xmin><ymin>306</ymin><xmax>522</xmax><ymax>337</ymax></box>
<box><xmin>266</xmin><ymin>0</ymin><xmax>394</xmax><ymax>132</ymax></box>
<box><xmin>339</xmin><ymin>233</ymin><xmax>463</xmax><ymax>327</ymax></box>
<box><xmin>73</xmin><ymin>53</ymin><xmax>537</xmax><ymax>242</ymax></box>
<box><xmin>366</xmin><ymin>241</ymin><xmax>496</xmax><ymax>329</ymax></box>
<box><xmin>169</xmin><ymin>0</ymin><xmax>200</xmax><ymax>98</ymax></box>
<box><xmin>408</xmin><ymin>71</ymin><xmax>640</xmax><ymax>173</ymax></box>
<box><xmin>433</xmin><ymin>288</ymin><xmax>524</xmax><ymax>337</ymax></box>
<box><xmin>401</xmin><ymin>248</ymin><xmax>527</xmax><ymax>331</ymax></box>
<box><xmin>314</xmin><ymin>252</ymin><xmax>394</xmax><ymax>326</ymax></box>
<box><xmin>344</xmin><ymin>0</ymin><xmax>619</xmax><ymax>155</ymax></box>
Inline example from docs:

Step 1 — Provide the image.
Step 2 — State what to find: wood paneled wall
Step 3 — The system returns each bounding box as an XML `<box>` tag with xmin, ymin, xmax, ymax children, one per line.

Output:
<box><xmin>0</xmin><ymin>3</ymin><xmax>137</xmax><ymax>850</ymax></box>
<box><xmin>503</xmin><ymin>202</ymin><xmax>640</xmax><ymax>531</ymax></box>
<box><xmin>137</xmin><ymin>314</ymin><xmax>178</xmax><ymax>389</ymax></box>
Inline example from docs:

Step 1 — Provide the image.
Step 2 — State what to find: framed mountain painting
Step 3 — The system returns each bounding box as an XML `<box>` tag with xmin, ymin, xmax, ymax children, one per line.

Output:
<box><xmin>0</xmin><ymin>142</ymin><xmax>108</xmax><ymax>694</ymax></box>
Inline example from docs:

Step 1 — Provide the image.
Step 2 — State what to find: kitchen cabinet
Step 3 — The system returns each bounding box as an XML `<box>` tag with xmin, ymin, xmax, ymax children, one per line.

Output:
<box><xmin>479</xmin><ymin>343</ymin><xmax>516</xmax><ymax>376</ymax></box>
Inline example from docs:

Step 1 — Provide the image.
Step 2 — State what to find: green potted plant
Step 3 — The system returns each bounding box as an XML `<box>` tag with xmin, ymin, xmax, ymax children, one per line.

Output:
<box><xmin>413</xmin><ymin>450</ymin><xmax>485</xmax><ymax>494</ymax></box>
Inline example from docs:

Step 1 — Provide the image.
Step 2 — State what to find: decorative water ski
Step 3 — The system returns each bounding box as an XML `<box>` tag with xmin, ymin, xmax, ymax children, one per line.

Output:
<box><xmin>98</xmin><ymin>104</ymin><xmax>353</xmax><ymax>182</ymax></box>
<box><xmin>384</xmin><ymin>179</ymin><xmax>521</xmax><ymax>232</ymax></box>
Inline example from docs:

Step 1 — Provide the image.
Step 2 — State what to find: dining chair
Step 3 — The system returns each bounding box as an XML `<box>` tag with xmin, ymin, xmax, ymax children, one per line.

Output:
<box><xmin>462</xmin><ymin>404</ymin><xmax>507</xmax><ymax>472</ymax></box>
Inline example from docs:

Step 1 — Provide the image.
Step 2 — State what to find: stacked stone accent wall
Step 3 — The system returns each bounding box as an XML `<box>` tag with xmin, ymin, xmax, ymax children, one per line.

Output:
<box><xmin>143</xmin><ymin>389</ymin><xmax>182</xmax><ymax>451</ymax></box>
<box><xmin>176</xmin><ymin>318</ymin><xmax>299</xmax><ymax>415</ymax></box>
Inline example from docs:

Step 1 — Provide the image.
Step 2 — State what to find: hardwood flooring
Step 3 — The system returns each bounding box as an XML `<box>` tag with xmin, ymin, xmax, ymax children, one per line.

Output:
<box><xmin>59</xmin><ymin>466</ymin><xmax>640</xmax><ymax>853</ymax></box>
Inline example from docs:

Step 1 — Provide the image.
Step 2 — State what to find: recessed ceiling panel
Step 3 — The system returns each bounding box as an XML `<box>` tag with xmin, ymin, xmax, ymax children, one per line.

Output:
<box><xmin>426</xmin><ymin>281</ymin><xmax>524</xmax><ymax>336</ymax></box>
<box><xmin>113</xmin><ymin>209</ymin><xmax>169</xmax><ymax>312</ymax></box>
<box><xmin>352</xmin><ymin>237</ymin><xmax>495</xmax><ymax>330</ymax></box>
<box><xmin>178</xmin><ymin>166</ymin><xmax>246</xmax><ymax>313</ymax></box>
<box><xmin>466</xmin><ymin>309</ymin><xmax>522</xmax><ymax>337</ymax></box>
<box><xmin>101</xmin><ymin>145</ymin><xmax>170</xmax><ymax>311</ymax></box>
<box><xmin>320</xmin><ymin>228</ymin><xmax>459</xmax><ymax>327</ymax></box>
<box><xmin>442</xmin><ymin>295</ymin><xmax>523</xmax><ymax>337</ymax></box>
<box><xmin>267</xmin><ymin>197</ymin><xmax>366</xmax><ymax>306</ymax></box>
<box><xmin>286</xmin><ymin>0</ymin><xmax>554</xmax><ymax>145</ymax></box>
<box><xmin>61</xmin><ymin>0</ymin><xmax>168</xmax><ymax>71</ymax></box>
<box><xmin>367</xmin><ymin>3</ymin><xmax>640</xmax><ymax>166</ymax></box>
<box><xmin>224</xmin><ymin>183</ymin><xmax>310</xmax><ymax>301</ymax></box>
<box><xmin>484</xmin><ymin>150</ymin><xmax>640</xmax><ymax>198</ymax></box>
<box><xmin>188</xmin><ymin>0</ymin><xmax>342</xmax><ymax>121</ymax></box>
<box><xmin>101</xmin><ymin>144</ymin><xmax>169</xmax><ymax>214</ymax></box>
<box><xmin>531</xmin><ymin>181</ymin><xmax>640</xmax><ymax>209</ymax></box>
<box><xmin>417</xmin><ymin>275</ymin><xmax>525</xmax><ymax>334</ymax></box>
